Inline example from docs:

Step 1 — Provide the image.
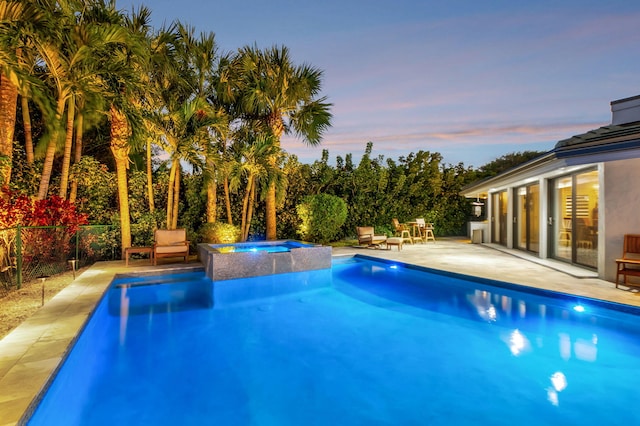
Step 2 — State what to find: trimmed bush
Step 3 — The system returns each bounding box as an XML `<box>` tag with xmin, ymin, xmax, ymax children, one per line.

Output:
<box><xmin>199</xmin><ymin>222</ymin><xmax>241</xmax><ymax>244</ymax></box>
<box><xmin>296</xmin><ymin>194</ymin><xmax>347</xmax><ymax>244</ymax></box>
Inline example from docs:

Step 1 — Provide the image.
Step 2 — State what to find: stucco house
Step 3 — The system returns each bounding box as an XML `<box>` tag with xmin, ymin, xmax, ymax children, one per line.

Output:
<box><xmin>462</xmin><ymin>94</ymin><xmax>640</xmax><ymax>283</ymax></box>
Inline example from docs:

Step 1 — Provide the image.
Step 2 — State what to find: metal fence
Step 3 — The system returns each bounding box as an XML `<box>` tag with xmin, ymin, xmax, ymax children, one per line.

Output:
<box><xmin>0</xmin><ymin>225</ymin><xmax>120</xmax><ymax>295</ymax></box>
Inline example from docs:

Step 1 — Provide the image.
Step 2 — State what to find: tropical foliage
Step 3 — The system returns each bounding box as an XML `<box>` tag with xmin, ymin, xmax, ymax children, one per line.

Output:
<box><xmin>0</xmin><ymin>0</ymin><xmax>537</xmax><ymax>262</ymax></box>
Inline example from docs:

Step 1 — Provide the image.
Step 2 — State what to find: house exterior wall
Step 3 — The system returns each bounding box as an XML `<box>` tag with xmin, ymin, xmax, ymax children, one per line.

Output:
<box><xmin>473</xmin><ymin>163</ymin><xmax>602</xmax><ymax>273</ymax></box>
<box><xmin>602</xmin><ymin>157</ymin><xmax>640</xmax><ymax>281</ymax></box>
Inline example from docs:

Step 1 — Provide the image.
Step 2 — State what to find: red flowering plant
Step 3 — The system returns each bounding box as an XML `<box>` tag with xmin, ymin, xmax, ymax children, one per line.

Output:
<box><xmin>0</xmin><ymin>186</ymin><xmax>89</xmax><ymax>265</ymax></box>
<box><xmin>0</xmin><ymin>187</ymin><xmax>32</xmax><ymax>274</ymax></box>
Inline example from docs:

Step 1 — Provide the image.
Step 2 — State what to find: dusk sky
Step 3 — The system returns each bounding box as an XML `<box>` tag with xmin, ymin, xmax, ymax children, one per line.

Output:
<box><xmin>117</xmin><ymin>0</ymin><xmax>640</xmax><ymax>167</ymax></box>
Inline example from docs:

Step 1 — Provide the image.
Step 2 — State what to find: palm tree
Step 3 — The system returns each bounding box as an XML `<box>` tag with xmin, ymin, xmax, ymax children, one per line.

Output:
<box><xmin>0</xmin><ymin>0</ymin><xmax>54</xmax><ymax>186</ymax></box>
<box><xmin>150</xmin><ymin>97</ymin><xmax>224</xmax><ymax>229</ymax></box>
<box><xmin>104</xmin><ymin>5</ymin><xmax>153</xmax><ymax>254</ymax></box>
<box><xmin>229</xmin><ymin>132</ymin><xmax>282</xmax><ymax>241</ymax></box>
<box><xmin>58</xmin><ymin>18</ymin><xmax>110</xmax><ymax>199</ymax></box>
<box><xmin>145</xmin><ymin>23</ymin><xmax>227</xmax><ymax>229</ymax></box>
<box><xmin>227</xmin><ymin>45</ymin><xmax>332</xmax><ymax>239</ymax></box>
<box><xmin>174</xmin><ymin>24</ymin><xmax>228</xmax><ymax>225</ymax></box>
<box><xmin>34</xmin><ymin>1</ymin><xmax>133</xmax><ymax>200</ymax></box>
<box><xmin>68</xmin><ymin>91</ymin><xmax>104</xmax><ymax>203</ymax></box>
<box><xmin>0</xmin><ymin>71</ymin><xmax>17</xmax><ymax>186</ymax></box>
<box><xmin>129</xmin><ymin>19</ymin><xmax>181</xmax><ymax>218</ymax></box>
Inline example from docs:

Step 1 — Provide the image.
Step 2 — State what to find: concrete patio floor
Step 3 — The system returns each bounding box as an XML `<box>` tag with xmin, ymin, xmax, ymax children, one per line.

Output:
<box><xmin>1</xmin><ymin>238</ymin><xmax>639</xmax><ymax>425</ymax></box>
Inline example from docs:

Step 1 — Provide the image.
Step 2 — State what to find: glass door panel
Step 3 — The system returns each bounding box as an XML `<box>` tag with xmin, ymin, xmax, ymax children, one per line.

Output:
<box><xmin>515</xmin><ymin>184</ymin><xmax>539</xmax><ymax>253</ymax></box>
<box><xmin>491</xmin><ymin>192</ymin><xmax>500</xmax><ymax>243</ymax></box>
<box><xmin>516</xmin><ymin>187</ymin><xmax>527</xmax><ymax>250</ymax></box>
<box><xmin>499</xmin><ymin>191</ymin><xmax>508</xmax><ymax>246</ymax></box>
<box><xmin>528</xmin><ymin>184</ymin><xmax>540</xmax><ymax>253</ymax></box>
<box><xmin>575</xmin><ymin>171</ymin><xmax>598</xmax><ymax>268</ymax></box>
<box><xmin>552</xmin><ymin>170</ymin><xmax>598</xmax><ymax>269</ymax></box>
<box><xmin>553</xmin><ymin>176</ymin><xmax>572</xmax><ymax>262</ymax></box>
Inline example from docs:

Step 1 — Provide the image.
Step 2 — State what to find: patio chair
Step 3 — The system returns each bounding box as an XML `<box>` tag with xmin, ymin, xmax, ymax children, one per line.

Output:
<box><xmin>153</xmin><ymin>228</ymin><xmax>190</xmax><ymax>265</ymax></box>
<box><xmin>415</xmin><ymin>218</ymin><xmax>436</xmax><ymax>243</ymax></box>
<box><xmin>392</xmin><ymin>218</ymin><xmax>413</xmax><ymax>244</ymax></box>
<box><xmin>356</xmin><ymin>226</ymin><xmax>387</xmax><ymax>248</ymax></box>
<box><xmin>615</xmin><ymin>234</ymin><xmax>640</xmax><ymax>288</ymax></box>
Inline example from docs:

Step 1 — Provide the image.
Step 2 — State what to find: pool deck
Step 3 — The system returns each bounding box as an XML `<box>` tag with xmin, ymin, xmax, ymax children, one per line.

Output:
<box><xmin>1</xmin><ymin>238</ymin><xmax>639</xmax><ymax>425</ymax></box>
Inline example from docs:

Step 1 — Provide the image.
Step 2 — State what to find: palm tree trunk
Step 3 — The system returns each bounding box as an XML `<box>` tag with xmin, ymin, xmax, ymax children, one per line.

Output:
<box><xmin>38</xmin><ymin>96</ymin><xmax>67</xmax><ymax>200</ymax></box>
<box><xmin>265</xmin><ymin>184</ymin><xmax>277</xmax><ymax>240</ymax></box>
<box><xmin>59</xmin><ymin>96</ymin><xmax>75</xmax><ymax>198</ymax></box>
<box><xmin>171</xmin><ymin>163</ymin><xmax>180</xmax><ymax>229</ymax></box>
<box><xmin>245</xmin><ymin>177</ymin><xmax>256</xmax><ymax>241</ymax></box>
<box><xmin>146</xmin><ymin>138</ymin><xmax>155</xmax><ymax>214</ymax></box>
<box><xmin>0</xmin><ymin>73</ymin><xmax>18</xmax><ymax>186</ymax></box>
<box><xmin>206</xmin><ymin>157</ymin><xmax>216</xmax><ymax>223</ymax></box>
<box><xmin>224</xmin><ymin>176</ymin><xmax>233</xmax><ymax>225</ymax></box>
<box><xmin>21</xmin><ymin>96</ymin><xmax>34</xmax><ymax>164</ymax></box>
<box><xmin>166</xmin><ymin>161</ymin><xmax>177</xmax><ymax>229</ymax></box>
<box><xmin>265</xmin><ymin>121</ymin><xmax>283</xmax><ymax>240</ymax></box>
<box><xmin>109</xmin><ymin>105</ymin><xmax>132</xmax><ymax>257</ymax></box>
<box><xmin>69</xmin><ymin>111</ymin><xmax>84</xmax><ymax>204</ymax></box>
<box><xmin>207</xmin><ymin>180</ymin><xmax>216</xmax><ymax>223</ymax></box>
<box><xmin>240</xmin><ymin>176</ymin><xmax>252</xmax><ymax>241</ymax></box>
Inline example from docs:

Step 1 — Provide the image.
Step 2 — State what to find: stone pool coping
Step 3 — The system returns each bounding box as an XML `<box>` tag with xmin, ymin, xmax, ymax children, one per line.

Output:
<box><xmin>0</xmin><ymin>260</ymin><xmax>202</xmax><ymax>426</ymax></box>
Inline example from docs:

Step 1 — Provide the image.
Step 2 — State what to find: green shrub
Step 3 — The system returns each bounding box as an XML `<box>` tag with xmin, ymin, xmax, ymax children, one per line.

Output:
<box><xmin>296</xmin><ymin>194</ymin><xmax>347</xmax><ymax>244</ymax></box>
<box><xmin>199</xmin><ymin>222</ymin><xmax>241</xmax><ymax>244</ymax></box>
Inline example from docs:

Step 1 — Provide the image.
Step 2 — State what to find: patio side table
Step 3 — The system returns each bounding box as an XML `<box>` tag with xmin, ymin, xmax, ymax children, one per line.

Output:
<box><xmin>124</xmin><ymin>246</ymin><xmax>153</xmax><ymax>266</ymax></box>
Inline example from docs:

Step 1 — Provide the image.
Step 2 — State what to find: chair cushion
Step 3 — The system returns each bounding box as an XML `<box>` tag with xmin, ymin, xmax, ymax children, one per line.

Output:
<box><xmin>155</xmin><ymin>245</ymin><xmax>188</xmax><ymax>254</ymax></box>
<box><xmin>155</xmin><ymin>229</ymin><xmax>187</xmax><ymax>245</ymax></box>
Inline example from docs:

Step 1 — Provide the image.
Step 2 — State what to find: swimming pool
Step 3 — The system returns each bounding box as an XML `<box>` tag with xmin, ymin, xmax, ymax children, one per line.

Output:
<box><xmin>27</xmin><ymin>256</ymin><xmax>640</xmax><ymax>425</ymax></box>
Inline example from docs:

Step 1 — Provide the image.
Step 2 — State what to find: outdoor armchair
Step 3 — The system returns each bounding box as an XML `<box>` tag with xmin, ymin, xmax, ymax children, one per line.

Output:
<box><xmin>153</xmin><ymin>228</ymin><xmax>190</xmax><ymax>265</ymax></box>
<box><xmin>356</xmin><ymin>226</ymin><xmax>387</xmax><ymax>247</ymax></box>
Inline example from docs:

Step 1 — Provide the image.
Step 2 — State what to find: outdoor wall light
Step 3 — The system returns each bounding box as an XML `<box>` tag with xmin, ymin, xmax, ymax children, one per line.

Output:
<box><xmin>472</xmin><ymin>194</ymin><xmax>484</xmax><ymax>217</ymax></box>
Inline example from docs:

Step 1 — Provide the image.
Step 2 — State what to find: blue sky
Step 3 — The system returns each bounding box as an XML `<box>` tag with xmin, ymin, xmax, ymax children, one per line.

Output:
<box><xmin>117</xmin><ymin>0</ymin><xmax>640</xmax><ymax>167</ymax></box>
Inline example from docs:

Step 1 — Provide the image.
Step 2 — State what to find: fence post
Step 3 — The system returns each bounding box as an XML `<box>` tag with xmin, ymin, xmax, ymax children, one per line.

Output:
<box><xmin>16</xmin><ymin>225</ymin><xmax>22</xmax><ymax>289</ymax></box>
<box><xmin>75</xmin><ymin>227</ymin><xmax>80</xmax><ymax>264</ymax></box>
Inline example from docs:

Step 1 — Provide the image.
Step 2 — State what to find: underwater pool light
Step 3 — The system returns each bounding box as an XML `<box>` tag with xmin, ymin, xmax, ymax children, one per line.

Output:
<box><xmin>389</xmin><ymin>265</ymin><xmax>398</xmax><ymax>269</ymax></box>
<box><xmin>573</xmin><ymin>304</ymin><xmax>585</xmax><ymax>313</ymax></box>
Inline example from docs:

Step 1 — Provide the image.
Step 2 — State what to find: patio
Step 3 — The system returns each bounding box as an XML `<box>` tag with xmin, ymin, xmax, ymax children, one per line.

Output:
<box><xmin>1</xmin><ymin>238</ymin><xmax>639</xmax><ymax>425</ymax></box>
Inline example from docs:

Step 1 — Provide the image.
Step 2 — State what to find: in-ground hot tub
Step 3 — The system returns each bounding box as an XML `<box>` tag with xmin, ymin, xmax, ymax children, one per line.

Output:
<box><xmin>197</xmin><ymin>240</ymin><xmax>332</xmax><ymax>281</ymax></box>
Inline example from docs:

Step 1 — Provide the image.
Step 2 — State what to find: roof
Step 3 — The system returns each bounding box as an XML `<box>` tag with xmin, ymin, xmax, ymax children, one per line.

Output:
<box><xmin>461</xmin><ymin>91</ymin><xmax>640</xmax><ymax>196</ymax></box>
<box><xmin>462</xmin><ymin>120</ymin><xmax>640</xmax><ymax>196</ymax></box>
<box><xmin>554</xmin><ymin>121</ymin><xmax>640</xmax><ymax>157</ymax></box>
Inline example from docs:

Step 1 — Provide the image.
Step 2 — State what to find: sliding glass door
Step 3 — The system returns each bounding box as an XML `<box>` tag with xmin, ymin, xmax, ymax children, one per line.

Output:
<box><xmin>515</xmin><ymin>184</ymin><xmax>539</xmax><ymax>253</ymax></box>
<box><xmin>491</xmin><ymin>191</ymin><xmax>508</xmax><ymax>246</ymax></box>
<box><xmin>551</xmin><ymin>170</ymin><xmax>598</xmax><ymax>268</ymax></box>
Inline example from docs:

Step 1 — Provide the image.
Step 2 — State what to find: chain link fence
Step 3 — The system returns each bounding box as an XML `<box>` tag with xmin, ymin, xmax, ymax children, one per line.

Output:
<box><xmin>0</xmin><ymin>225</ymin><xmax>120</xmax><ymax>296</ymax></box>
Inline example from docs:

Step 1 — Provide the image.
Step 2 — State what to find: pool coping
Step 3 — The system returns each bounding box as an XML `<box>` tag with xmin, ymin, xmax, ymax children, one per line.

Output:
<box><xmin>0</xmin><ymin>260</ymin><xmax>203</xmax><ymax>426</ymax></box>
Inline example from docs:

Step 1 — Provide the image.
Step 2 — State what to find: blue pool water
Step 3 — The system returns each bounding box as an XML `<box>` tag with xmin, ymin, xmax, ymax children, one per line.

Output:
<box><xmin>28</xmin><ymin>257</ymin><xmax>640</xmax><ymax>425</ymax></box>
<box><xmin>211</xmin><ymin>240</ymin><xmax>311</xmax><ymax>253</ymax></box>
